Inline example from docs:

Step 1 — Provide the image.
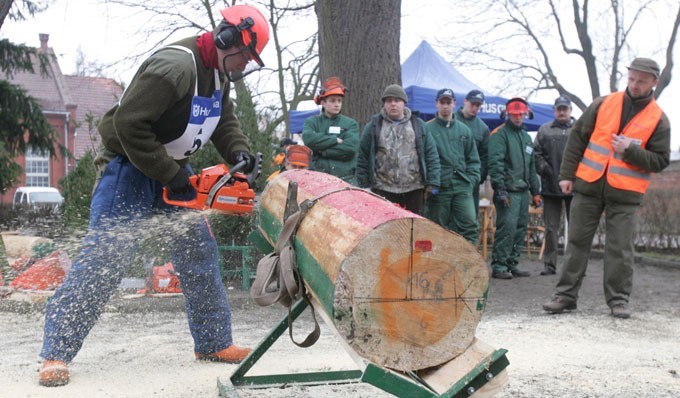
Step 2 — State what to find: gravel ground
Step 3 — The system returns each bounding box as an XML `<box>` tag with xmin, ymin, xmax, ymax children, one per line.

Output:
<box><xmin>1</xmin><ymin>255</ymin><xmax>679</xmax><ymax>398</ymax></box>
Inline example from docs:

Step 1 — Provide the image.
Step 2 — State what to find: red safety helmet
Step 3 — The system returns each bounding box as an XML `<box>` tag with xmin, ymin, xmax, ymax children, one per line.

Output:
<box><xmin>505</xmin><ymin>97</ymin><xmax>529</xmax><ymax>115</ymax></box>
<box><xmin>219</xmin><ymin>5</ymin><xmax>270</xmax><ymax>65</ymax></box>
<box><xmin>286</xmin><ymin>145</ymin><xmax>312</xmax><ymax>168</ymax></box>
<box><xmin>314</xmin><ymin>77</ymin><xmax>347</xmax><ymax>105</ymax></box>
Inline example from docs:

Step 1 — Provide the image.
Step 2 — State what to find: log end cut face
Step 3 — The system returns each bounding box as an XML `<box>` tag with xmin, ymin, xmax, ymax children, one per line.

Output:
<box><xmin>333</xmin><ymin>218</ymin><xmax>489</xmax><ymax>371</ymax></box>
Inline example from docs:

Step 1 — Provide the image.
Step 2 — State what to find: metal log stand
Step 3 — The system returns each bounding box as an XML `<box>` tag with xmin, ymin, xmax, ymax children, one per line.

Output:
<box><xmin>218</xmin><ymin>297</ymin><xmax>508</xmax><ymax>397</ymax></box>
<box><xmin>218</xmin><ymin>179</ymin><xmax>509</xmax><ymax>397</ymax></box>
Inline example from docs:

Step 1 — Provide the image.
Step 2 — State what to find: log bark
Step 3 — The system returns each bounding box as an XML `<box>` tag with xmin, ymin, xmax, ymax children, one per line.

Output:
<box><xmin>257</xmin><ymin>170</ymin><xmax>489</xmax><ymax>371</ymax></box>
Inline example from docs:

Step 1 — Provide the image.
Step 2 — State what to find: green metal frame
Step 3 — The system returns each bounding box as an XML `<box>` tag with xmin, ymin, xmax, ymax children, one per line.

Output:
<box><xmin>218</xmin><ymin>298</ymin><xmax>509</xmax><ymax>398</ymax></box>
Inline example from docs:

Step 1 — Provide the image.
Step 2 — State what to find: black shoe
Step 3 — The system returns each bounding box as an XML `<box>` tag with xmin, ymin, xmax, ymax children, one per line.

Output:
<box><xmin>510</xmin><ymin>269</ymin><xmax>530</xmax><ymax>277</ymax></box>
<box><xmin>492</xmin><ymin>271</ymin><xmax>513</xmax><ymax>279</ymax></box>
<box><xmin>540</xmin><ymin>267</ymin><xmax>556</xmax><ymax>275</ymax></box>
<box><xmin>542</xmin><ymin>296</ymin><xmax>577</xmax><ymax>313</ymax></box>
<box><xmin>610</xmin><ymin>303</ymin><xmax>631</xmax><ymax>319</ymax></box>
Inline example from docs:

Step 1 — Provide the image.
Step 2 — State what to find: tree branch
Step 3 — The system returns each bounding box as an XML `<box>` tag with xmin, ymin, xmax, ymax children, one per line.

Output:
<box><xmin>656</xmin><ymin>5</ymin><xmax>680</xmax><ymax>97</ymax></box>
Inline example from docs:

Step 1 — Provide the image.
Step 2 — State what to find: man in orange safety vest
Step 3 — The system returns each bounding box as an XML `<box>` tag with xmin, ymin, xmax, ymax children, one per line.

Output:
<box><xmin>542</xmin><ymin>57</ymin><xmax>671</xmax><ymax>319</ymax></box>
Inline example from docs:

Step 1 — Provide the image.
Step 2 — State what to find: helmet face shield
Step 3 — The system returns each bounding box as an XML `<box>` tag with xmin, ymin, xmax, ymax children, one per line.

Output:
<box><xmin>245</xmin><ymin>32</ymin><xmax>264</xmax><ymax>67</ymax></box>
<box><xmin>223</xmin><ymin>46</ymin><xmax>263</xmax><ymax>82</ymax></box>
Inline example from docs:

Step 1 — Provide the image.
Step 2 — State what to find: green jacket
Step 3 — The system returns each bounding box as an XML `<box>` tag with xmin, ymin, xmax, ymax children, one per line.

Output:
<box><xmin>456</xmin><ymin>108</ymin><xmax>490</xmax><ymax>184</ymax></box>
<box><xmin>559</xmin><ymin>90</ymin><xmax>671</xmax><ymax>204</ymax></box>
<box><xmin>426</xmin><ymin>114</ymin><xmax>480</xmax><ymax>187</ymax></box>
<box><xmin>488</xmin><ymin>121</ymin><xmax>540</xmax><ymax>194</ymax></box>
<box><xmin>302</xmin><ymin>112</ymin><xmax>359</xmax><ymax>183</ymax></box>
<box><xmin>356</xmin><ymin>109</ymin><xmax>441</xmax><ymax>189</ymax></box>
<box><xmin>97</xmin><ymin>36</ymin><xmax>249</xmax><ymax>184</ymax></box>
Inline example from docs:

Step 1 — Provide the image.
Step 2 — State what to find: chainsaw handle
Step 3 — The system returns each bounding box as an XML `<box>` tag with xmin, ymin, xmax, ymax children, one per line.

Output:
<box><xmin>162</xmin><ymin>175</ymin><xmax>201</xmax><ymax>209</ymax></box>
<box><xmin>230</xmin><ymin>160</ymin><xmax>248</xmax><ymax>175</ymax></box>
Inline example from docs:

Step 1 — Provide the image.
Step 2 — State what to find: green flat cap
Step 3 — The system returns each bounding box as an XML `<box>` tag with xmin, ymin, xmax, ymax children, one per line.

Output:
<box><xmin>627</xmin><ymin>57</ymin><xmax>660</xmax><ymax>78</ymax></box>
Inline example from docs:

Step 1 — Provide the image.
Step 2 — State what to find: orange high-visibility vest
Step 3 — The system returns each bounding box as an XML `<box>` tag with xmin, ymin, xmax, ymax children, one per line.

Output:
<box><xmin>575</xmin><ymin>92</ymin><xmax>662</xmax><ymax>194</ymax></box>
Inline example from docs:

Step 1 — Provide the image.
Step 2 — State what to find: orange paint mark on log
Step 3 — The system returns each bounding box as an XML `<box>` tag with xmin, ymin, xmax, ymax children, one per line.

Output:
<box><xmin>374</xmin><ymin>247</ymin><xmax>465</xmax><ymax>347</ymax></box>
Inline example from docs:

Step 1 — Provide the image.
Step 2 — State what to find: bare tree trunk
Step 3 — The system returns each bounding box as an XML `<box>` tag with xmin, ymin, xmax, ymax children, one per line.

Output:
<box><xmin>0</xmin><ymin>0</ymin><xmax>13</xmax><ymax>29</ymax></box>
<box><xmin>316</xmin><ymin>0</ymin><xmax>401</xmax><ymax>127</ymax></box>
<box><xmin>656</xmin><ymin>6</ymin><xmax>680</xmax><ymax>97</ymax></box>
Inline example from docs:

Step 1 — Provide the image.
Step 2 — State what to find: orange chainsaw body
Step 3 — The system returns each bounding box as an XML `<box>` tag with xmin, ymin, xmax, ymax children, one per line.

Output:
<box><xmin>162</xmin><ymin>164</ymin><xmax>255</xmax><ymax>215</ymax></box>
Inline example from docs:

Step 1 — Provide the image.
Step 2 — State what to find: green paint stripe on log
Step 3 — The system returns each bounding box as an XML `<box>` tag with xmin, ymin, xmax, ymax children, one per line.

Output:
<box><xmin>256</xmin><ymin>207</ymin><xmax>282</xmax><ymax>248</ymax></box>
<box><xmin>257</xmin><ymin>207</ymin><xmax>336</xmax><ymax>317</ymax></box>
<box><xmin>294</xmin><ymin>242</ymin><xmax>335</xmax><ymax>316</ymax></box>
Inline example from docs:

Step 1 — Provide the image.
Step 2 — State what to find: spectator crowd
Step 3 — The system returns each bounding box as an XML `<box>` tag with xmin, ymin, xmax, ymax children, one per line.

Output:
<box><xmin>289</xmin><ymin>57</ymin><xmax>671</xmax><ymax>321</ymax></box>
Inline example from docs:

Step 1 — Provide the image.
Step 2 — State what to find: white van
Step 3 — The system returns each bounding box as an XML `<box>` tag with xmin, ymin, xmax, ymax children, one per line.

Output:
<box><xmin>12</xmin><ymin>187</ymin><xmax>64</xmax><ymax>210</ymax></box>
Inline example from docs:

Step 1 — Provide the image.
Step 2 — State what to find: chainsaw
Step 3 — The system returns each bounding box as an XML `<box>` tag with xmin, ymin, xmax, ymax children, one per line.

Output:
<box><xmin>163</xmin><ymin>153</ymin><xmax>261</xmax><ymax>215</ymax></box>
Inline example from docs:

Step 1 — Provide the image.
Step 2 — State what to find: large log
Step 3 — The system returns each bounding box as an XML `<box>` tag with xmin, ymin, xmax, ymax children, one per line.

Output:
<box><xmin>257</xmin><ymin>170</ymin><xmax>489</xmax><ymax>371</ymax></box>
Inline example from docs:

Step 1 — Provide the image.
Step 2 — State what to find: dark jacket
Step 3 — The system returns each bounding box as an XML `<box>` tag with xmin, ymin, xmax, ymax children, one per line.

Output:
<box><xmin>356</xmin><ymin>110</ymin><xmax>441</xmax><ymax>189</ymax></box>
<box><xmin>97</xmin><ymin>36</ymin><xmax>248</xmax><ymax>184</ymax></box>
<box><xmin>559</xmin><ymin>89</ymin><xmax>671</xmax><ymax>205</ymax></box>
<box><xmin>427</xmin><ymin>114</ymin><xmax>480</xmax><ymax>187</ymax></box>
<box><xmin>488</xmin><ymin>121</ymin><xmax>540</xmax><ymax>194</ymax></box>
<box><xmin>534</xmin><ymin>117</ymin><xmax>574</xmax><ymax>196</ymax></box>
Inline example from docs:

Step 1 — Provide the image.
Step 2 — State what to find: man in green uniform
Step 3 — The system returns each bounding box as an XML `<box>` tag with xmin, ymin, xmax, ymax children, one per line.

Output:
<box><xmin>543</xmin><ymin>58</ymin><xmax>671</xmax><ymax>318</ymax></box>
<box><xmin>488</xmin><ymin>97</ymin><xmax>541</xmax><ymax>279</ymax></box>
<box><xmin>456</xmin><ymin>90</ymin><xmax>490</xmax><ymax>217</ymax></box>
<box><xmin>302</xmin><ymin>77</ymin><xmax>360</xmax><ymax>184</ymax></box>
<box><xmin>425</xmin><ymin>88</ymin><xmax>480</xmax><ymax>243</ymax></box>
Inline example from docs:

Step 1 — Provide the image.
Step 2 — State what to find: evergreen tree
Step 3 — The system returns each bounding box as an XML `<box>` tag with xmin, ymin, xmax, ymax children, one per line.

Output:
<box><xmin>0</xmin><ymin>2</ymin><xmax>60</xmax><ymax>192</ymax></box>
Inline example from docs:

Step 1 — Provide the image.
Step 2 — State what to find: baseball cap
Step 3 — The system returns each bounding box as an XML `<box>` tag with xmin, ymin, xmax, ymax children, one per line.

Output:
<box><xmin>627</xmin><ymin>57</ymin><xmax>660</xmax><ymax>78</ymax></box>
<box><xmin>436</xmin><ymin>88</ymin><xmax>455</xmax><ymax>101</ymax></box>
<box><xmin>554</xmin><ymin>95</ymin><xmax>571</xmax><ymax>108</ymax></box>
<box><xmin>465</xmin><ymin>90</ymin><xmax>485</xmax><ymax>104</ymax></box>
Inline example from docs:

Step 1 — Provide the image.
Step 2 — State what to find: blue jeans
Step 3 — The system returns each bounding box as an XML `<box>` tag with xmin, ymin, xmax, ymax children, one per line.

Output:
<box><xmin>41</xmin><ymin>156</ymin><xmax>233</xmax><ymax>362</ymax></box>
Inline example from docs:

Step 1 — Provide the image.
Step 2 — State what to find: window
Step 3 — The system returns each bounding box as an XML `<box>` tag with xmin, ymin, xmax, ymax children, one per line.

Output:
<box><xmin>25</xmin><ymin>146</ymin><xmax>50</xmax><ymax>187</ymax></box>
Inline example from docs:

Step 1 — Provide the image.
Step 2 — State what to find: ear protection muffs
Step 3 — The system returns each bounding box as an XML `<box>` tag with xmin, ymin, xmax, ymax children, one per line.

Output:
<box><xmin>214</xmin><ymin>17</ymin><xmax>255</xmax><ymax>50</ymax></box>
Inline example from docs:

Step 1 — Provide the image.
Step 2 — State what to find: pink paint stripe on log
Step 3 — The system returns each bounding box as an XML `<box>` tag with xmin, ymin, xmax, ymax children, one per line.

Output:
<box><xmin>281</xmin><ymin>170</ymin><xmax>422</xmax><ymax>228</ymax></box>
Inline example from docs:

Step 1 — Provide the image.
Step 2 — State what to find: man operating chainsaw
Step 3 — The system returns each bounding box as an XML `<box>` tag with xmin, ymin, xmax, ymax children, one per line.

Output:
<box><xmin>38</xmin><ymin>5</ymin><xmax>269</xmax><ymax>387</ymax></box>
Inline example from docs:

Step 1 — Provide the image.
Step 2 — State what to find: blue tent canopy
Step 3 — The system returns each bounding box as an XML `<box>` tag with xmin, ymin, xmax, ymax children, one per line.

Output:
<box><xmin>289</xmin><ymin>40</ymin><xmax>553</xmax><ymax>133</ymax></box>
<box><xmin>289</xmin><ymin>109</ymin><xmax>320</xmax><ymax>136</ymax></box>
<box><xmin>401</xmin><ymin>40</ymin><xmax>553</xmax><ymax>131</ymax></box>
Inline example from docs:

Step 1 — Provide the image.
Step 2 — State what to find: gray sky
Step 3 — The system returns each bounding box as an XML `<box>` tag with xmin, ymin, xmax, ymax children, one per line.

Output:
<box><xmin>2</xmin><ymin>0</ymin><xmax>678</xmax><ymax>150</ymax></box>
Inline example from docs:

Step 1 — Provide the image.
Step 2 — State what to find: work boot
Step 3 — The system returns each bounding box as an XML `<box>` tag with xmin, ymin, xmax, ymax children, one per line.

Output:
<box><xmin>510</xmin><ymin>268</ymin><xmax>530</xmax><ymax>277</ymax></box>
<box><xmin>195</xmin><ymin>345</ymin><xmax>251</xmax><ymax>364</ymax></box>
<box><xmin>540</xmin><ymin>266</ymin><xmax>556</xmax><ymax>275</ymax></box>
<box><xmin>491</xmin><ymin>270</ymin><xmax>512</xmax><ymax>279</ymax></box>
<box><xmin>39</xmin><ymin>360</ymin><xmax>69</xmax><ymax>387</ymax></box>
<box><xmin>610</xmin><ymin>303</ymin><xmax>631</xmax><ymax>319</ymax></box>
<box><xmin>542</xmin><ymin>296</ymin><xmax>577</xmax><ymax>314</ymax></box>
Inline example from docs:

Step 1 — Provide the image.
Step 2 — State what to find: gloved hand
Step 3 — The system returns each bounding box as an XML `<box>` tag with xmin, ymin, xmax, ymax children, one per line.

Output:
<box><xmin>232</xmin><ymin>151</ymin><xmax>256</xmax><ymax>173</ymax></box>
<box><xmin>166</xmin><ymin>167</ymin><xmax>196</xmax><ymax>197</ymax></box>
<box><xmin>531</xmin><ymin>194</ymin><xmax>543</xmax><ymax>208</ymax></box>
<box><xmin>493</xmin><ymin>188</ymin><xmax>510</xmax><ymax>208</ymax></box>
<box><xmin>424</xmin><ymin>185</ymin><xmax>439</xmax><ymax>201</ymax></box>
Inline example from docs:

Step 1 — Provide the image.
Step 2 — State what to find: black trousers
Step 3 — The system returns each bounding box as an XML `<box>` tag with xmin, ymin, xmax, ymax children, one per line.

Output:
<box><xmin>373</xmin><ymin>188</ymin><xmax>425</xmax><ymax>215</ymax></box>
